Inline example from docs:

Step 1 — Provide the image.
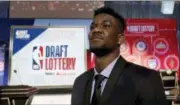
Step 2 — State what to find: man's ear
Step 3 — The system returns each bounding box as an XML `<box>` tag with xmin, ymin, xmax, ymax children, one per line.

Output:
<box><xmin>118</xmin><ymin>33</ymin><xmax>125</xmax><ymax>45</ymax></box>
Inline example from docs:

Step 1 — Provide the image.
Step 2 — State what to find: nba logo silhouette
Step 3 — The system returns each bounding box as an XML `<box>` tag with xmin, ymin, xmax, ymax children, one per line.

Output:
<box><xmin>32</xmin><ymin>46</ymin><xmax>43</xmax><ymax>70</ymax></box>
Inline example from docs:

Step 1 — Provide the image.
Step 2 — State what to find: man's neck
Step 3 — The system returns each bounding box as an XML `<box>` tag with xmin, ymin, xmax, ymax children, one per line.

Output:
<box><xmin>94</xmin><ymin>48</ymin><xmax>120</xmax><ymax>73</ymax></box>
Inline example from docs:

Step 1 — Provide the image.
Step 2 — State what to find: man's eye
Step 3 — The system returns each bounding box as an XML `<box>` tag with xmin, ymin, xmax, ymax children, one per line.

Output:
<box><xmin>103</xmin><ymin>24</ymin><xmax>111</xmax><ymax>28</ymax></box>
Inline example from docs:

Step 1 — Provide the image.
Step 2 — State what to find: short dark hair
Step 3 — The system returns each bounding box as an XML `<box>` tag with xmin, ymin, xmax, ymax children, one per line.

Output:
<box><xmin>94</xmin><ymin>7</ymin><xmax>126</xmax><ymax>33</ymax></box>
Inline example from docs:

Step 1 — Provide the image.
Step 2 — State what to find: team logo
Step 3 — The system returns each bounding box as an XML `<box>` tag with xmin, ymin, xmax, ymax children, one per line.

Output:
<box><xmin>164</xmin><ymin>55</ymin><xmax>179</xmax><ymax>70</ymax></box>
<box><xmin>135</xmin><ymin>41</ymin><xmax>147</xmax><ymax>52</ymax></box>
<box><xmin>147</xmin><ymin>59</ymin><xmax>157</xmax><ymax>69</ymax></box>
<box><xmin>120</xmin><ymin>42</ymin><xmax>129</xmax><ymax>55</ymax></box>
<box><xmin>32</xmin><ymin>46</ymin><xmax>43</xmax><ymax>70</ymax></box>
<box><xmin>154</xmin><ymin>38</ymin><xmax>169</xmax><ymax>54</ymax></box>
<box><xmin>145</xmin><ymin>56</ymin><xmax>160</xmax><ymax>70</ymax></box>
<box><xmin>120</xmin><ymin>43</ymin><xmax>127</xmax><ymax>52</ymax></box>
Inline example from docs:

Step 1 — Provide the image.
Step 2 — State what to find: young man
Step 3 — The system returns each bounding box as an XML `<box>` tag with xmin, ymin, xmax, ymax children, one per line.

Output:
<box><xmin>71</xmin><ymin>7</ymin><xmax>168</xmax><ymax>105</ymax></box>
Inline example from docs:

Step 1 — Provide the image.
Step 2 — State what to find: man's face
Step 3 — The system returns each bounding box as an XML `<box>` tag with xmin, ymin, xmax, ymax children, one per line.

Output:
<box><xmin>88</xmin><ymin>13</ymin><xmax>123</xmax><ymax>56</ymax></box>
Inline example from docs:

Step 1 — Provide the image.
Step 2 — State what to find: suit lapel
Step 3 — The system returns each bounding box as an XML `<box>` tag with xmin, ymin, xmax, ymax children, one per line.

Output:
<box><xmin>100</xmin><ymin>56</ymin><xmax>126</xmax><ymax>105</ymax></box>
<box><xmin>83</xmin><ymin>70</ymin><xmax>94</xmax><ymax>105</ymax></box>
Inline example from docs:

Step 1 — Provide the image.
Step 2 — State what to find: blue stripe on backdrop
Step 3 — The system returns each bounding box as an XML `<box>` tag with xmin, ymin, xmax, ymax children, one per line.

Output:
<box><xmin>12</xmin><ymin>28</ymin><xmax>47</xmax><ymax>55</ymax></box>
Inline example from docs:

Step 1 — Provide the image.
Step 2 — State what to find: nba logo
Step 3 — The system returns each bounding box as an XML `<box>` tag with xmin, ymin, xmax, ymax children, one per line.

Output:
<box><xmin>32</xmin><ymin>46</ymin><xmax>43</xmax><ymax>70</ymax></box>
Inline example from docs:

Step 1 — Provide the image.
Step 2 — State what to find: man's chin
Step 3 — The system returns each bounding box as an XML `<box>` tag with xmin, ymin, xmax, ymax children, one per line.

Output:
<box><xmin>89</xmin><ymin>47</ymin><xmax>112</xmax><ymax>57</ymax></box>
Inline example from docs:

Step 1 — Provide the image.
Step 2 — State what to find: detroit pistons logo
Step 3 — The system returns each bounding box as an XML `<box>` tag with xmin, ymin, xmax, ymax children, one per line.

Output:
<box><xmin>32</xmin><ymin>46</ymin><xmax>43</xmax><ymax>70</ymax></box>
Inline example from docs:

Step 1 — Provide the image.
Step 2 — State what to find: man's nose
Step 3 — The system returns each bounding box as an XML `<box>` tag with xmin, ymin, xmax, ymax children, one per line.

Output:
<box><xmin>93</xmin><ymin>26</ymin><xmax>102</xmax><ymax>32</ymax></box>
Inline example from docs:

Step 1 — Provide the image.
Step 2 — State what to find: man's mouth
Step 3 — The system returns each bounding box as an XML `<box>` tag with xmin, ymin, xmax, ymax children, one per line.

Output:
<box><xmin>90</xmin><ymin>34</ymin><xmax>103</xmax><ymax>41</ymax></box>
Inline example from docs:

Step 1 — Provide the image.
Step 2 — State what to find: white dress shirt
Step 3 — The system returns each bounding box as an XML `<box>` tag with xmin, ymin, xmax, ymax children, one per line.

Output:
<box><xmin>90</xmin><ymin>56</ymin><xmax>119</xmax><ymax>103</ymax></box>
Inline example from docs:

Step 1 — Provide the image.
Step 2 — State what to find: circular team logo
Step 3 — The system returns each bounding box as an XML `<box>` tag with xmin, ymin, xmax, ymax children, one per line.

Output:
<box><xmin>164</xmin><ymin>55</ymin><xmax>179</xmax><ymax>70</ymax></box>
<box><xmin>0</xmin><ymin>61</ymin><xmax>4</xmax><ymax>71</ymax></box>
<box><xmin>135</xmin><ymin>40</ymin><xmax>147</xmax><ymax>52</ymax></box>
<box><xmin>120</xmin><ymin>42</ymin><xmax>129</xmax><ymax>54</ymax></box>
<box><xmin>154</xmin><ymin>38</ymin><xmax>169</xmax><ymax>54</ymax></box>
<box><xmin>144</xmin><ymin>56</ymin><xmax>160</xmax><ymax>70</ymax></box>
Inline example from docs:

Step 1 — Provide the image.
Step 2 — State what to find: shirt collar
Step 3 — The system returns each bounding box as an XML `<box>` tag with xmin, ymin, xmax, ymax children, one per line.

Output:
<box><xmin>94</xmin><ymin>56</ymin><xmax>119</xmax><ymax>78</ymax></box>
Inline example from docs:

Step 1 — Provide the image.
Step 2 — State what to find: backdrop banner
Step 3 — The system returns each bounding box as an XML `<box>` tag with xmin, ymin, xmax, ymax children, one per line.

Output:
<box><xmin>9</xmin><ymin>26</ymin><xmax>86</xmax><ymax>88</ymax></box>
<box><xmin>87</xmin><ymin>19</ymin><xmax>179</xmax><ymax>75</ymax></box>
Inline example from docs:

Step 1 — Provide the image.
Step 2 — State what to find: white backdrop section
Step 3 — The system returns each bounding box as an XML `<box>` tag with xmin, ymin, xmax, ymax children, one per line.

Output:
<box><xmin>34</xmin><ymin>19</ymin><xmax>92</xmax><ymax>49</ymax></box>
<box><xmin>9</xmin><ymin>27</ymin><xmax>86</xmax><ymax>87</ymax></box>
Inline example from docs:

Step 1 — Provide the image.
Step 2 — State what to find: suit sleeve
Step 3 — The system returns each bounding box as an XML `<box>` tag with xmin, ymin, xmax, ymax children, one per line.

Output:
<box><xmin>71</xmin><ymin>76</ymin><xmax>80</xmax><ymax>105</ymax></box>
<box><xmin>153</xmin><ymin>72</ymin><xmax>166</xmax><ymax>98</ymax></box>
<box><xmin>140</xmin><ymin>71</ymin><xmax>169</xmax><ymax>105</ymax></box>
<box><xmin>151</xmin><ymin>71</ymin><xmax>169</xmax><ymax>105</ymax></box>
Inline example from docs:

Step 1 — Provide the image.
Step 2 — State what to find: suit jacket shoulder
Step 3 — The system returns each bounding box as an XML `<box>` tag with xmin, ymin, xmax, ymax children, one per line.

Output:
<box><xmin>71</xmin><ymin>69</ymin><xmax>93</xmax><ymax>105</ymax></box>
<box><xmin>124</xmin><ymin>62</ymin><xmax>168</xmax><ymax>105</ymax></box>
<box><xmin>74</xmin><ymin>69</ymin><xmax>93</xmax><ymax>82</ymax></box>
<box><xmin>125</xmin><ymin>62</ymin><xmax>157</xmax><ymax>77</ymax></box>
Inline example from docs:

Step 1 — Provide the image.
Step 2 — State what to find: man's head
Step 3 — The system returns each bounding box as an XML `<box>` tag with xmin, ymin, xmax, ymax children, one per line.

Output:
<box><xmin>88</xmin><ymin>7</ymin><xmax>126</xmax><ymax>57</ymax></box>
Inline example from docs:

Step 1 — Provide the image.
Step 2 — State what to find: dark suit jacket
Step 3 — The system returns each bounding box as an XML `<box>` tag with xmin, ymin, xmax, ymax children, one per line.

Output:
<box><xmin>71</xmin><ymin>56</ymin><xmax>168</xmax><ymax>105</ymax></box>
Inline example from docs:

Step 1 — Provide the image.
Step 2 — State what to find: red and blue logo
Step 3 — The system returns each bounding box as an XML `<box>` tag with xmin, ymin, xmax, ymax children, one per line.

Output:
<box><xmin>32</xmin><ymin>46</ymin><xmax>43</xmax><ymax>70</ymax></box>
<box><xmin>32</xmin><ymin>45</ymin><xmax>76</xmax><ymax>71</ymax></box>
